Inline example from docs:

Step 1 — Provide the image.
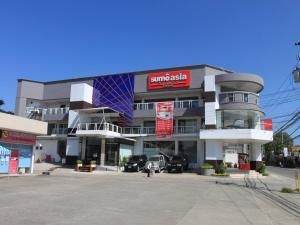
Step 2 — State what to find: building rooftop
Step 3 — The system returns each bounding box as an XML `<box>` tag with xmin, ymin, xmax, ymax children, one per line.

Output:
<box><xmin>18</xmin><ymin>64</ymin><xmax>232</xmax><ymax>85</ymax></box>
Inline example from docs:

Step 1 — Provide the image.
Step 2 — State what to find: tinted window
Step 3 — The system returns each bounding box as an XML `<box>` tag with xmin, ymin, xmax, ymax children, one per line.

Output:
<box><xmin>172</xmin><ymin>155</ymin><xmax>182</xmax><ymax>160</ymax></box>
<box><xmin>149</xmin><ymin>157</ymin><xmax>160</xmax><ymax>161</ymax></box>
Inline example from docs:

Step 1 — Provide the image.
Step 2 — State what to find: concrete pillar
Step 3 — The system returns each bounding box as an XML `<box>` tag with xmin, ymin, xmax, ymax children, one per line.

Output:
<box><xmin>81</xmin><ymin>137</ymin><xmax>87</xmax><ymax>161</ymax></box>
<box><xmin>243</xmin><ymin>144</ymin><xmax>248</xmax><ymax>154</ymax></box>
<box><xmin>250</xmin><ymin>143</ymin><xmax>262</xmax><ymax>170</ymax></box>
<box><xmin>205</xmin><ymin>140</ymin><xmax>223</xmax><ymax>166</ymax></box>
<box><xmin>175</xmin><ymin>140</ymin><xmax>179</xmax><ymax>155</ymax></box>
<box><xmin>100</xmin><ymin>138</ymin><xmax>106</xmax><ymax>165</ymax></box>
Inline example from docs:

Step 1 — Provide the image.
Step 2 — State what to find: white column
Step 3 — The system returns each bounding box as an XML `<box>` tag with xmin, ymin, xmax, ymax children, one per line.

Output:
<box><xmin>205</xmin><ymin>140</ymin><xmax>223</xmax><ymax>161</ymax></box>
<box><xmin>175</xmin><ymin>140</ymin><xmax>179</xmax><ymax>155</ymax></box>
<box><xmin>30</xmin><ymin>149</ymin><xmax>35</xmax><ymax>174</ymax></box>
<box><xmin>251</xmin><ymin>144</ymin><xmax>262</xmax><ymax>161</ymax></box>
<box><xmin>100</xmin><ymin>139</ymin><xmax>106</xmax><ymax>165</ymax></box>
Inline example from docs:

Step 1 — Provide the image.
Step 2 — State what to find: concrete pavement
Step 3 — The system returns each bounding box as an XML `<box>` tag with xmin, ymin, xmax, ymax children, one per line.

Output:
<box><xmin>0</xmin><ymin>171</ymin><xmax>299</xmax><ymax>225</ymax></box>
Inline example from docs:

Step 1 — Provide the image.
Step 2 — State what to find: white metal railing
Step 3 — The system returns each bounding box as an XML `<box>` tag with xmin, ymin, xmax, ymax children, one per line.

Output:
<box><xmin>26</xmin><ymin>107</ymin><xmax>69</xmax><ymax>116</ymax></box>
<box><xmin>134</xmin><ymin>100</ymin><xmax>201</xmax><ymax>111</ymax></box>
<box><xmin>77</xmin><ymin>122</ymin><xmax>122</xmax><ymax>133</ymax></box>
<box><xmin>122</xmin><ymin>126</ymin><xmax>198</xmax><ymax>135</ymax></box>
<box><xmin>51</xmin><ymin>128</ymin><xmax>68</xmax><ymax>135</ymax></box>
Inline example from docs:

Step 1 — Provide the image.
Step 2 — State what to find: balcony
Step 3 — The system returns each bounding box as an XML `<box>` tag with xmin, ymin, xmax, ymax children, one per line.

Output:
<box><xmin>133</xmin><ymin>100</ymin><xmax>204</xmax><ymax>118</ymax></box>
<box><xmin>26</xmin><ymin>107</ymin><xmax>69</xmax><ymax>121</ymax></box>
<box><xmin>122</xmin><ymin>126</ymin><xmax>198</xmax><ymax>137</ymax></box>
<box><xmin>76</xmin><ymin>122</ymin><xmax>123</xmax><ymax>138</ymax></box>
<box><xmin>219</xmin><ymin>92</ymin><xmax>260</xmax><ymax>111</ymax></box>
<box><xmin>51</xmin><ymin>128</ymin><xmax>68</xmax><ymax>136</ymax></box>
<box><xmin>134</xmin><ymin>100</ymin><xmax>201</xmax><ymax>111</ymax></box>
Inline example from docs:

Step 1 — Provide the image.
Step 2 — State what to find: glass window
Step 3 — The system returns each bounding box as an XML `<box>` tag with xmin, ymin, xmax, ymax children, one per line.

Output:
<box><xmin>143</xmin><ymin>141</ymin><xmax>175</xmax><ymax>158</ymax></box>
<box><xmin>216</xmin><ymin>110</ymin><xmax>262</xmax><ymax>129</ymax></box>
<box><xmin>244</xmin><ymin>93</ymin><xmax>249</xmax><ymax>103</ymax></box>
<box><xmin>178</xmin><ymin>141</ymin><xmax>197</xmax><ymax>163</ymax></box>
<box><xmin>228</xmin><ymin>93</ymin><xmax>235</xmax><ymax>102</ymax></box>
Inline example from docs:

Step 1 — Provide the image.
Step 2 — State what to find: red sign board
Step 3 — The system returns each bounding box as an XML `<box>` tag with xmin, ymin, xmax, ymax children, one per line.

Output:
<box><xmin>0</xmin><ymin>130</ymin><xmax>36</xmax><ymax>145</ymax></box>
<box><xmin>155</xmin><ymin>102</ymin><xmax>174</xmax><ymax>138</ymax></box>
<box><xmin>148</xmin><ymin>70</ymin><xmax>191</xmax><ymax>90</ymax></box>
<box><xmin>262</xmin><ymin>119</ymin><xmax>273</xmax><ymax>131</ymax></box>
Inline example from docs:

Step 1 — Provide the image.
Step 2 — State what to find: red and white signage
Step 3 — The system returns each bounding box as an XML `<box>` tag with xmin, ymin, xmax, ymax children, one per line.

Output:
<box><xmin>0</xmin><ymin>130</ymin><xmax>36</xmax><ymax>145</ymax></box>
<box><xmin>148</xmin><ymin>70</ymin><xmax>191</xmax><ymax>90</ymax></box>
<box><xmin>155</xmin><ymin>102</ymin><xmax>174</xmax><ymax>138</ymax></box>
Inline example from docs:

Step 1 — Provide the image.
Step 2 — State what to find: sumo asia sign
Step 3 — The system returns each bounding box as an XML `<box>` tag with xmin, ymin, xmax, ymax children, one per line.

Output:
<box><xmin>148</xmin><ymin>70</ymin><xmax>191</xmax><ymax>90</ymax></box>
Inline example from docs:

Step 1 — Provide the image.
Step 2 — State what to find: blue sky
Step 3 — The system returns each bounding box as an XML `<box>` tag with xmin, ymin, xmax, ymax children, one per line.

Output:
<box><xmin>0</xmin><ymin>0</ymin><xmax>300</xmax><ymax>125</ymax></box>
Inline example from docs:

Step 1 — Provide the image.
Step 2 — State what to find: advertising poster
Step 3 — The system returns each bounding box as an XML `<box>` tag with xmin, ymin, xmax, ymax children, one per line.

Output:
<box><xmin>155</xmin><ymin>102</ymin><xmax>174</xmax><ymax>138</ymax></box>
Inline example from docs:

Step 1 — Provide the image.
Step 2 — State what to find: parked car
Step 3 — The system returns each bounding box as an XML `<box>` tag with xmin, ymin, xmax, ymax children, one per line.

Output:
<box><xmin>124</xmin><ymin>155</ymin><xmax>147</xmax><ymax>172</ymax></box>
<box><xmin>144</xmin><ymin>155</ymin><xmax>166</xmax><ymax>173</ymax></box>
<box><xmin>167</xmin><ymin>155</ymin><xmax>189</xmax><ymax>173</ymax></box>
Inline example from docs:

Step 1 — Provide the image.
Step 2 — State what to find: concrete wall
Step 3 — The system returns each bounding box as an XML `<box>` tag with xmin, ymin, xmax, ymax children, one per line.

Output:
<box><xmin>205</xmin><ymin>140</ymin><xmax>223</xmax><ymax>160</ymax></box>
<box><xmin>15</xmin><ymin>80</ymin><xmax>44</xmax><ymax>116</ymax></box>
<box><xmin>35</xmin><ymin>139</ymin><xmax>60</xmax><ymax>162</ymax></box>
<box><xmin>66</xmin><ymin>138</ymin><xmax>80</xmax><ymax>156</ymax></box>
<box><xmin>0</xmin><ymin>112</ymin><xmax>47</xmax><ymax>135</ymax></box>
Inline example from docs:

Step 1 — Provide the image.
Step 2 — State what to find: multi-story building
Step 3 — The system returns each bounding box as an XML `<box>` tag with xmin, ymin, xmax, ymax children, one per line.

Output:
<box><xmin>15</xmin><ymin>64</ymin><xmax>273</xmax><ymax>169</ymax></box>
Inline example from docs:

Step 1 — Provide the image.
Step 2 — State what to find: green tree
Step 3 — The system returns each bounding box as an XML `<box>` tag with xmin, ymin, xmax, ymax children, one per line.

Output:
<box><xmin>264</xmin><ymin>132</ymin><xmax>293</xmax><ymax>156</ymax></box>
<box><xmin>0</xmin><ymin>99</ymin><xmax>14</xmax><ymax>115</ymax></box>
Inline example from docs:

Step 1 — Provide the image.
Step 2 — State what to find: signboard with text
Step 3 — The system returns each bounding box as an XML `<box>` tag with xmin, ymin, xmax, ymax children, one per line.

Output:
<box><xmin>155</xmin><ymin>102</ymin><xmax>174</xmax><ymax>138</ymax></box>
<box><xmin>0</xmin><ymin>130</ymin><xmax>36</xmax><ymax>145</ymax></box>
<box><xmin>148</xmin><ymin>70</ymin><xmax>190</xmax><ymax>90</ymax></box>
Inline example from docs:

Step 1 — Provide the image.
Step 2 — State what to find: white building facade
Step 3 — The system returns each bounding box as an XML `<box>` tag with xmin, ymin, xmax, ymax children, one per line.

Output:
<box><xmin>15</xmin><ymin>64</ymin><xmax>273</xmax><ymax>170</ymax></box>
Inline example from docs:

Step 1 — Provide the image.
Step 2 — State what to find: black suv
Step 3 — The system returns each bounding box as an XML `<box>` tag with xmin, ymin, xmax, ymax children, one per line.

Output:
<box><xmin>166</xmin><ymin>155</ymin><xmax>189</xmax><ymax>173</ymax></box>
<box><xmin>124</xmin><ymin>155</ymin><xmax>147</xmax><ymax>172</ymax></box>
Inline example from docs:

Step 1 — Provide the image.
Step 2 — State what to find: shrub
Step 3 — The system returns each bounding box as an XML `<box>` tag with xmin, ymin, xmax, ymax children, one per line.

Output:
<box><xmin>212</xmin><ymin>173</ymin><xmax>230</xmax><ymax>177</ymax></box>
<box><xmin>281</xmin><ymin>187</ymin><xmax>293</xmax><ymax>193</ymax></box>
<box><xmin>119</xmin><ymin>156</ymin><xmax>129</xmax><ymax>167</ymax></box>
<box><xmin>262</xmin><ymin>172</ymin><xmax>269</xmax><ymax>176</ymax></box>
<box><xmin>76</xmin><ymin>160</ymin><xmax>82</xmax><ymax>164</ymax></box>
<box><xmin>225</xmin><ymin>162</ymin><xmax>232</xmax><ymax>168</ymax></box>
<box><xmin>215</xmin><ymin>163</ymin><xmax>225</xmax><ymax>174</ymax></box>
<box><xmin>257</xmin><ymin>163</ymin><xmax>266</xmax><ymax>174</ymax></box>
<box><xmin>201</xmin><ymin>163</ymin><xmax>214</xmax><ymax>169</ymax></box>
<box><xmin>90</xmin><ymin>160</ymin><xmax>96</xmax><ymax>165</ymax></box>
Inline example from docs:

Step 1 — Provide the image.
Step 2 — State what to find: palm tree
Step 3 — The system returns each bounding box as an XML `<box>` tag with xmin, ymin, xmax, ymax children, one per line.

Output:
<box><xmin>0</xmin><ymin>99</ymin><xmax>4</xmax><ymax>107</ymax></box>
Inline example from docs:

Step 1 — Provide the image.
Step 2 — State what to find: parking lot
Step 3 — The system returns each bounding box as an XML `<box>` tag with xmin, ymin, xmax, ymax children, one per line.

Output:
<box><xmin>0</xmin><ymin>172</ymin><xmax>299</xmax><ymax>225</ymax></box>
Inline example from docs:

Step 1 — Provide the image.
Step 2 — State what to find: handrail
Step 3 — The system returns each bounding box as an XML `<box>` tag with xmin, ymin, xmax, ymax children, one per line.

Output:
<box><xmin>134</xmin><ymin>100</ymin><xmax>201</xmax><ymax>111</ymax></box>
<box><xmin>122</xmin><ymin>126</ymin><xmax>198</xmax><ymax>134</ymax></box>
<box><xmin>51</xmin><ymin>128</ymin><xmax>68</xmax><ymax>135</ymax></box>
<box><xmin>26</xmin><ymin>106</ymin><xmax>70</xmax><ymax>115</ymax></box>
<box><xmin>77</xmin><ymin>122</ymin><xmax>122</xmax><ymax>133</ymax></box>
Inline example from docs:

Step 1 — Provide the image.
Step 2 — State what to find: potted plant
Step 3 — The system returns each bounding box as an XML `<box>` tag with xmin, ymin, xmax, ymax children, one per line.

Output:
<box><xmin>90</xmin><ymin>160</ymin><xmax>97</xmax><ymax>170</ymax></box>
<box><xmin>200</xmin><ymin>163</ymin><xmax>215</xmax><ymax>176</ymax></box>
<box><xmin>76</xmin><ymin>160</ymin><xmax>82</xmax><ymax>171</ymax></box>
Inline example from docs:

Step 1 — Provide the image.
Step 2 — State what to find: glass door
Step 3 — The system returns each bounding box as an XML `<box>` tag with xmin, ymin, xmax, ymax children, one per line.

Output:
<box><xmin>105</xmin><ymin>143</ymin><xmax>119</xmax><ymax>166</ymax></box>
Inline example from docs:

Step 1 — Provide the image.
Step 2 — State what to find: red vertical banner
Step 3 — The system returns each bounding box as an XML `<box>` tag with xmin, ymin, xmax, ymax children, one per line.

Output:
<box><xmin>9</xmin><ymin>150</ymin><xmax>19</xmax><ymax>174</ymax></box>
<box><xmin>155</xmin><ymin>102</ymin><xmax>174</xmax><ymax>138</ymax></box>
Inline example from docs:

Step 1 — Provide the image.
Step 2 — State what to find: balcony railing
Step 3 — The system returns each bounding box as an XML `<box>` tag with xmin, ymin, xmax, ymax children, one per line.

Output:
<box><xmin>51</xmin><ymin>128</ymin><xmax>68</xmax><ymax>135</ymax></box>
<box><xmin>134</xmin><ymin>100</ymin><xmax>201</xmax><ymax>111</ymax></box>
<box><xmin>26</xmin><ymin>107</ymin><xmax>70</xmax><ymax>116</ymax></box>
<box><xmin>219</xmin><ymin>92</ymin><xmax>259</xmax><ymax>105</ymax></box>
<box><xmin>77</xmin><ymin>123</ymin><xmax>122</xmax><ymax>133</ymax></box>
<box><xmin>122</xmin><ymin>126</ymin><xmax>198</xmax><ymax>135</ymax></box>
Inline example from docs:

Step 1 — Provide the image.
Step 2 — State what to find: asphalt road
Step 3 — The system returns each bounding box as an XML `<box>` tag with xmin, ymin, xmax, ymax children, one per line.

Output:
<box><xmin>267</xmin><ymin>166</ymin><xmax>300</xmax><ymax>179</ymax></box>
<box><xmin>0</xmin><ymin>172</ymin><xmax>299</xmax><ymax>225</ymax></box>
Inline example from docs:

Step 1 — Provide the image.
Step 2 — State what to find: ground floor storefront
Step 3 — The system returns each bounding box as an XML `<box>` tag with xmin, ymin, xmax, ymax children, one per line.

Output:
<box><xmin>0</xmin><ymin>131</ymin><xmax>35</xmax><ymax>174</ymax></box>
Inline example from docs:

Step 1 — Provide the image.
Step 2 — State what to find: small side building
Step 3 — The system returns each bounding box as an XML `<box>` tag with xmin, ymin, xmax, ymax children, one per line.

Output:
<box><xmin>0</xmin><ymin>112</ymin><xmax>47</xmax><ymax>174</ymax></box>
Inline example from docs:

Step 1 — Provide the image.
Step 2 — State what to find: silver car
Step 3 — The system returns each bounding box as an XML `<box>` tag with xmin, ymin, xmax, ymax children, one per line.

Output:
<box><xmin>144</xmin><ymin>155</ymin><xmax>166</xmax><ymax>173</ymax></box>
